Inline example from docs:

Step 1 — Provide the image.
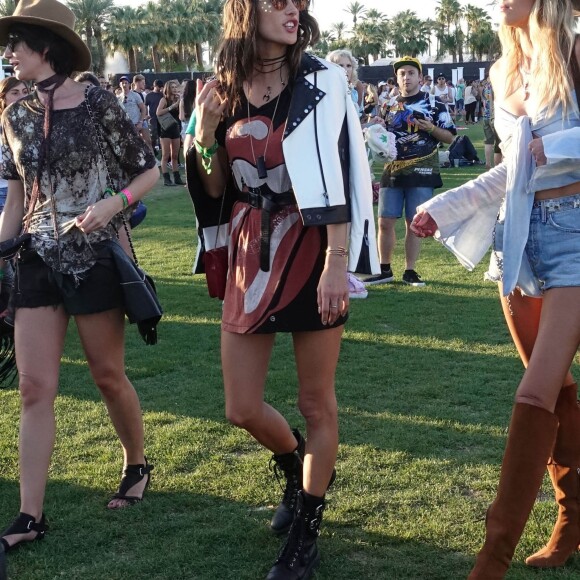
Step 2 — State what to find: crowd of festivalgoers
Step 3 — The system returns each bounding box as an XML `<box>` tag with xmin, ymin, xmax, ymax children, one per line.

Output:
<box><xmin>3</xmin><ymin>2</ymin><xmax>578</xmax><ymax>580</ymax></box>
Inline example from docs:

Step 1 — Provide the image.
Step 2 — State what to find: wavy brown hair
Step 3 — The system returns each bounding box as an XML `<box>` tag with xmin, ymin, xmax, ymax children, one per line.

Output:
<box><xmin>215</xmin><ymin>0</ymin><xmax>320</xmax><ymax>114</ymax></box>
<box><xmin>163</xmin><ymin>80</ymin><xmax>179</xmax><ymax>105</ymax></box>
<box><xmin>0</xmin><ymin>77</ymin><xmax>27</xmax><ymax>114</ymax></box>
<box><xmin>498</xmin><ymin>0</ymin><xmax>577</xmax><ymax>117</ymax></box>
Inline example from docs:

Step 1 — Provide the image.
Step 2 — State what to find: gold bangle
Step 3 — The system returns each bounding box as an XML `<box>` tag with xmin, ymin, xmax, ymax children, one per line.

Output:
<box><xmin>326</xmin><ymin>247</ymin><xmax>348</xmax><ymax>258</ymax></box>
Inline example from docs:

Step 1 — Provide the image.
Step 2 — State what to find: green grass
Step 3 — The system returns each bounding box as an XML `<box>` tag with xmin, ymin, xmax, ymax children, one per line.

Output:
<box><xmin>0</xmin><ymin>122</ymin><xmax>578</xmax><ymax>579</ymax></box>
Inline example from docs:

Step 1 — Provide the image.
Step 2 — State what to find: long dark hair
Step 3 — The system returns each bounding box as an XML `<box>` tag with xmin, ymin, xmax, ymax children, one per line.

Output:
<box><xmin>215</xmin><ymin>0</ymin><xmax>320</xmax><ymax>113</ymax></box>
<box><xmin>182</xmin><ymin>80</ymin><xmax>197</xmax><ymax>118</ymax></box>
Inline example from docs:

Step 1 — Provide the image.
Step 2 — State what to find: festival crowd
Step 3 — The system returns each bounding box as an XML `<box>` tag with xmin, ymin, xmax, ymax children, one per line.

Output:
<box><xmin>0</xmin><ymin>0</ymin><xmax>578</xmax><ymax>580</ymax></box>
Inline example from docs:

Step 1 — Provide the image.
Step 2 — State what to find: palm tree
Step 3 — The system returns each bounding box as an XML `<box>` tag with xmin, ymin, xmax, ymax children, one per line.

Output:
<box><xmin>105</xmin><ymin>5</ymin><xmax>146</xmax><ymax>73</ymax></box>
<box><xmin>312</xmin><ymin>30</ymin><xmax>336</xmax><ymax>58</ymax></box>
<box><xmin>343</xmin><ymin>1</ymin><xmax>366</xmax><ymax>28</ymax></box>
<box><xmin>387</xmin><ymin>11</ymin><xmax>429</xmax><ymax>58</ymax></box>
<box><xmin>0</xmin><ymin>0</ymin><xmax>16</xmax><ymax>17</ymax></box>
<box><xmin>351</xmin><ymin>9</ymin><xmax>388</xmax><ymax>62</ymax></box>
<box><xmin>191</xmin><ymin>0</ymin><xmax>223</xmax><ymax>69</ymax></box>
<box><xmin>330</xmin><ymin>22</ymin><xmax>347</xmax><ymax>43</ymax></box>
<box><xmin>435</xmin><ymin>0</ymin><xmax>463</xmax><ymax>61</ymax></box>
<box><xmin>67</xmin><ymin>0</ymin><xmax>114</xmax><ymax>74</ymax></box>
<box><xmin>464</xmin><ymin>4</ymin><xmax>492</xmax><ymax>60</ymax></box>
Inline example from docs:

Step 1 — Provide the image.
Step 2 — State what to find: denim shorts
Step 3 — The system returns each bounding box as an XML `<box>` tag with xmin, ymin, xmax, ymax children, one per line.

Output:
<box><xmin>525</xmin><ymin>193</ymin><xmax>580</xmax><ymax>291</ymax></box>
<box><xmin>378</xmin><ymin>186</ymin><xmax>433</xmax><ymax>220</ymax></box>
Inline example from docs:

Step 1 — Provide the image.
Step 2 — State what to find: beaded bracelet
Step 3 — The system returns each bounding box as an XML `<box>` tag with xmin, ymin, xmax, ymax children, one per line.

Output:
<box><xmin>119</xmin><ymin>192</ymin><xmax>129</xmax><ymax>209</ymax></box>
<box><xmin>194</xmin><ymin>139</ymin><xmax>219</xmax><ymax>175</ymax></box>
<box><xmin>326</xmin><ymin>246</ymin><xmax>348</xmax><ymax>258</ymax></box>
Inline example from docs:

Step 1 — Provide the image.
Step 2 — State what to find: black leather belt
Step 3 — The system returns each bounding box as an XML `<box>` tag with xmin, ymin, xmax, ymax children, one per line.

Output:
<box><xmin>237</xmin><ymin>186</ymin><xmax>296</xmax><ymax>272</ymax></box>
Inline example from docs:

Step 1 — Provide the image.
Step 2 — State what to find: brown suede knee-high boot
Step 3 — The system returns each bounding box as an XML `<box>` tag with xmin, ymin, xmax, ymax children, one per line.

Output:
<box><xmin>468</xmin><ymin>403</ymin><xmax>558</xmax><ymax>580</ymax></box>
<box><xmin>526</xmin><ymin>383</ymin><xmax>580</xmax><ymax>568</ymax></box>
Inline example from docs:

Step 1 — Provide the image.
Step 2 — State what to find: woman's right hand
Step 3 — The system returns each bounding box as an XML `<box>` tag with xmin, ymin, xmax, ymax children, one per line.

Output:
<box><xmin>195</xmin><ymin>78</ymin><xmax>227</xmax><ymax>147</ymax></box>
<box><xmin>410</xmin><ymin>210</ymin><xmax>438</xmax><ymax>238</ymax></box>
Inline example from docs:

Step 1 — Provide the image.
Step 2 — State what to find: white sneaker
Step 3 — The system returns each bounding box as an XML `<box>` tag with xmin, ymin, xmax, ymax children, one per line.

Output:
<box><xmin>347</xmin><ymin>273</ymin><xmax>368</xmax><ymax>299</ymax></box>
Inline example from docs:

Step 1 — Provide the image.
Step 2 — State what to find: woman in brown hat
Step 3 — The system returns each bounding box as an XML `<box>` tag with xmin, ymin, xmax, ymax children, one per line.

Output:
<box><xmin>412</xmin><ymin>0</ymin><xmax>580</xmax><ymax>576</ymax></box>
<box><xmin>0</xmin><ymin>0</ymin><xmax>159</xmax><ymax>551</ymax></box>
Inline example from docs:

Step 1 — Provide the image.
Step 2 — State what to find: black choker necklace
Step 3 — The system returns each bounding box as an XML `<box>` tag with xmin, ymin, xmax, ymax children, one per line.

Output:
<box><xmin>258</xmin><ymin>55</ymin><xmax>286</xmax><ymax>64</ymax></box>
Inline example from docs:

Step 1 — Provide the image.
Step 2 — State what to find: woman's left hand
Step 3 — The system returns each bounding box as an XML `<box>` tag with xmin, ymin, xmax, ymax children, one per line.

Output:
<box><xmin>75</xmin><ymin>197</ymin><xmax>123</xmax><ymax>234</ymax></box>
<box><xmin>529</xmin><ymin>136</ymin><xmax>547</xmax><ymax>166</ymax></box>
<box><xmin>317</xmin><ymin>260</ymin><xmax>349</xmax><ymax>326</ymax></box>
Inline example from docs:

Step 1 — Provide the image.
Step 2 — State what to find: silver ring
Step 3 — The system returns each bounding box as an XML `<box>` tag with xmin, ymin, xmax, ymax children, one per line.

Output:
<box><xmin>330</xmin><ymin>304</ymin><xmax>338</xmax><ymax>309</ymax></box>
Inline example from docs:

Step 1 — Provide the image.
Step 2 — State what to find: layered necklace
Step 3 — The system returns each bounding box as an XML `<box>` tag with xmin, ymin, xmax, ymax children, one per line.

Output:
<box><xmin>246</xmin><ymin>56</ymin><xmax>288</xmax><ymax>179</ymax></box>
<box><xmin>255</xmin><ymin>55</ymin><xmax>287</xmax><ymax>102</ymax></box>
<box><xmin>247</xmin><ymin>84</ymin><xmax>283</xmax><ymax>180</ymax></box>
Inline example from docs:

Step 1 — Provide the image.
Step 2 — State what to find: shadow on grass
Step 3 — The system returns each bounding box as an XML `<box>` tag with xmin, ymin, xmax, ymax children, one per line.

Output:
<box><xmin>0</xmin><ymin>476</ymin><xmax>479</xmax><ymax>580</ymax></box>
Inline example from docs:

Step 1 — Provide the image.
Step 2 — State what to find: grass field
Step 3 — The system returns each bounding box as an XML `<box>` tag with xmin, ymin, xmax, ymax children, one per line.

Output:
<box><xmin>0</xmin><ymin>123</ymin><xmax>578</xmax><ymax>579</ymax></box>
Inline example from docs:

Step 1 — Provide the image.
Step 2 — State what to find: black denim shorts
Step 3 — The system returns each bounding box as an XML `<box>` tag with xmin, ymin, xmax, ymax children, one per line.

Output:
<box><xmin>13</xmin><ymin>247</ymin><xmax>124</xmax><ymax>315</ymax></box>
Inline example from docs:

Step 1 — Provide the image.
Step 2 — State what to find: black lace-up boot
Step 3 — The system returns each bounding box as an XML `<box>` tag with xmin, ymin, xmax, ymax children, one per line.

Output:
<box><xmin>266</xmin><ymin>491</ymin><xmax>325</xmax><ymax>580</ymax></box>
<box><xmin>270</xmin><ymin>429</ymin><xmax>305</xmax><ymax>535</ymax></box>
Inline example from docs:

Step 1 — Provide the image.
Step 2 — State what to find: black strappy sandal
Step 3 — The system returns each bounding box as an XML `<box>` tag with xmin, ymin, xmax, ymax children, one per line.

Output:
<box><xmin>108</xmin><ymin>458</ymin><xmax>154</xmax><ymax>508</ymax></box>
<box><xmin>0</xmin><ymin>512</ymin><xmax>48</xmax><ymax>552</ymax></box>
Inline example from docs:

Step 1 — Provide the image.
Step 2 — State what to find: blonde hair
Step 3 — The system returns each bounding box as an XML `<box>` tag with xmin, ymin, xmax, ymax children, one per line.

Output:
<box><xmin>326</xmin><ymin>49</ymin><xmax>359</xmax><ymax>84</ymax></box>
<box><xmin>498</xmin><ymin>0</ymin><xmax>577</xmax><ymax>116</ymax></box>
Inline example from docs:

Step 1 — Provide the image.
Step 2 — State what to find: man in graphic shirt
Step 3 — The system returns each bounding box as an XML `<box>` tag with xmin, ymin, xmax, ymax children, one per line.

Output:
<box><xmin>365</xmin><ymin>56</ymin><xmax>456</xmax><ymax>287</ymax></box>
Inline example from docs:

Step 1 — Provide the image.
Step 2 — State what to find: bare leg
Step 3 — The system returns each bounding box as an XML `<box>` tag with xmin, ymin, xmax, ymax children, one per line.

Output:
<box><xmin>160</xmin><ymin>138</ymin><xmax>170</xmax><ymax>174</ymax></box>
<box><xmin>75</xmin><ymin>308</ymin><xmax>147</xmax><ymax>509</ymax></box>
<box><xmin>294</xmin><ymin>326</ymin><xmax>342</xmax><ymax>497</ymax></box>
<box><xmin>170</xmin><ymin>139</ymin><xmax>180</xmax><ymax>173</ymax></box>
<box><xmin>377</xmin><ymin>216</ymin><xmax>397</xmax><ymax>265</ymax></box>
<box><xmin>404</xmin><ymin>218</ymin><xmax>422</xmax><ymax>271</ymax></box>
<box><xmin>2</xmin><ymin>306</ymin><xmax>68</xmax><ymax>547</ymax></box>
<box><xmin>222</xmin><ymin>331</ymin><xmax>297</xmax><ymax>454</ymax></box>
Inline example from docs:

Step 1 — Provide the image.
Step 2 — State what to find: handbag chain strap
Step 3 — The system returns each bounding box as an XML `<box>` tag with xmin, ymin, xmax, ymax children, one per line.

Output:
<box><xmin>83</xmin><ymin>86</ymin><xmax>140</xmax><ymax>266</ymax></box>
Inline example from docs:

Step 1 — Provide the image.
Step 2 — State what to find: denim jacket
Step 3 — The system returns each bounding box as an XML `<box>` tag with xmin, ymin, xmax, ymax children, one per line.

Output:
<box><xmin>419</xmin><ymin>94</ymin><xmax>580</xmax><ymax>296</ymax></box>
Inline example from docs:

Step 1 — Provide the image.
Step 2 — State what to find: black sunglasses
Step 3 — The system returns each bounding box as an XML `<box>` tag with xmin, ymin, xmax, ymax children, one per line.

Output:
<box><xmin>5</xmin><ymin>33</ymin><xmax>22</xmax><ymax>52</ymax></box>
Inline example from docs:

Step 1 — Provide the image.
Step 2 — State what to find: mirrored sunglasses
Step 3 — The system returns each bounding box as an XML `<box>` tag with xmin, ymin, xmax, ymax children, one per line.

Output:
<box><xmin>268</xmin><ymin>0</ymin><xmax>310</xmax><ymax>10</ymax></box>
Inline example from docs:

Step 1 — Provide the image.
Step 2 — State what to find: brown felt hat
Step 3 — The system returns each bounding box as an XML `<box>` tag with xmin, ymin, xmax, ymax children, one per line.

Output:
<box><xmin>0</xmin><ymin>0</ymin><xmax>91</xmax><ymax>71</ymax></box>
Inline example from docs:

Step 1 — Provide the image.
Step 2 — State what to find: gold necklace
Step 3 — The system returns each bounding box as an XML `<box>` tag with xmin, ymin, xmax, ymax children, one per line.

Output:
<box><xmin>520</xmin><ymin>66</ymin><xmax>531</xmax><ymax>100</ymax></box>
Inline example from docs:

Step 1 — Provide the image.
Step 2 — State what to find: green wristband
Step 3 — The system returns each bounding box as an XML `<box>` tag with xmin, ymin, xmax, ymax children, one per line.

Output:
<box><xmin>194</xmin><ymin>139</ymin><xmax>219</xmax><ymax>174</ymax></box>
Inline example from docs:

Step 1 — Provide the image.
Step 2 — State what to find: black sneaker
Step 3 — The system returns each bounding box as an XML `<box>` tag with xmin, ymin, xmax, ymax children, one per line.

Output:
<box><xmin>402</xmin><ymin>270</ymin><xmax>426</xmax><ymax>287</ymax></box>
<box><xmin>363</xmin><ymin>267</ymin><xmax>394</xmax><ymax>286</ymax></box>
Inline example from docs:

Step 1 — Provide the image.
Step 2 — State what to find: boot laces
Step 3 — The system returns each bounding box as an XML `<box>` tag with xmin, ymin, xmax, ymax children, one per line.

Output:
<box><xmin>269</xmin><ymin>451</ymin><xmax>303</xmax><ymax>508</ymax></box>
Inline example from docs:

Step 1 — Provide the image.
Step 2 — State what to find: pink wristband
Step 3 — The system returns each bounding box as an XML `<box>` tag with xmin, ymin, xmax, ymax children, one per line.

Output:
<box><xmin>120</xmin><ymin>188</ymin><xmax>134</xmax><ymax>206</ymax></box>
